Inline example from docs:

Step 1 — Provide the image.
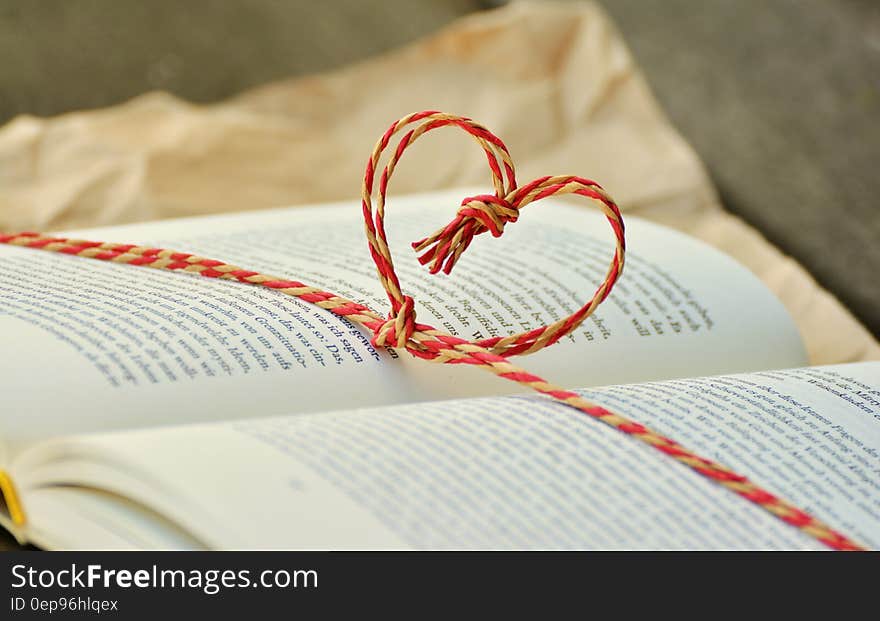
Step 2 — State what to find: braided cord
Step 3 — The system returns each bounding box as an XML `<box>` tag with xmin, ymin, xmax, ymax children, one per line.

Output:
<box><xmin>0</xmin><ymin>111</ymin><xmax>864</xmax><ymax>551</ymax></box>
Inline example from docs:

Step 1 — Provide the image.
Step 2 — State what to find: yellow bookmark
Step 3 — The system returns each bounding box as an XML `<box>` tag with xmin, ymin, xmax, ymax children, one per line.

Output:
<box><xmin>0</xmin><ymin>469</ymin><xmax>26</xmax><ymax>526</ymax></box>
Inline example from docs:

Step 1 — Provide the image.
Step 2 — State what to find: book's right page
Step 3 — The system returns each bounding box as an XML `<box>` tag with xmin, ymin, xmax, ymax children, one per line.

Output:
<box><xmin>14</xmin><ymin>362</ymin><xmax>879</xmax><ymax>549</ymax></box>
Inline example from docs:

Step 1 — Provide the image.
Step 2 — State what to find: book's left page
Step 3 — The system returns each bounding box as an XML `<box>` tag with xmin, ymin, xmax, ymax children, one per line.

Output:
<box><xmin>0</xmin><ymin>188</ymin><xmax>806</xmax><ymax>454</ymax></box>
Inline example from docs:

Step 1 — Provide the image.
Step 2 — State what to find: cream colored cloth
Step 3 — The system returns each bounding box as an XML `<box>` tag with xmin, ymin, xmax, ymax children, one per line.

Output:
<box><xmin>0</xmin><ymin>1</ymin><xmax>876</xmax><ymax>364</ymax></box>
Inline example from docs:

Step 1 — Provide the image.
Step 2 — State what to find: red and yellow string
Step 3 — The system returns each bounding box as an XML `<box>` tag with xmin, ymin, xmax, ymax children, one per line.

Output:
<box><xmin>0</xmin><ymin>111</ymin><xmax>864</xmax><ymax>550</ymax></box>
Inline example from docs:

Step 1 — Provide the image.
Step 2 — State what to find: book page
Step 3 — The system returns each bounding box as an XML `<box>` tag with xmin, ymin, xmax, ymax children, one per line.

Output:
<box><xmin>13</xmin><ymin>362</ymin><xmax>878</xmax><ymax>549</ymax></box>
<box><xmin>0</xmin><ymin>188</ymin><xmax>806</xmax><ymax>451</ymax></box>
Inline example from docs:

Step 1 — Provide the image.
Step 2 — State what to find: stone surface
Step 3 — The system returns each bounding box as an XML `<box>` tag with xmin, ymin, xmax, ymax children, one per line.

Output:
<box><xmin>595</xmin><ymin>0</ymin><xmax>880</xmax><ymax>338</ymax></box>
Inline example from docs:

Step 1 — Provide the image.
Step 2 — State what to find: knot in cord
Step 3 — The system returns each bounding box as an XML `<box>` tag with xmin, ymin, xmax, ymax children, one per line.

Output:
<box><xmin>371</xmin><ymin>294</ymin><xmax>416</xmax><ymax>349</ymax></box>
<box><xmin>412</xmin><ymin>193</ymin><xmax>519</xmax><ymax>275</ymax></box>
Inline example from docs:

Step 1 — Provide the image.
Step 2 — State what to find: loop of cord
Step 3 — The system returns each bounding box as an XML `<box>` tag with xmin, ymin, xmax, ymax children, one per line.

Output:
<box><xmin>0</xmin><ymin>111</ymin><xmax>864</xmax><ymax>551</ymax></box>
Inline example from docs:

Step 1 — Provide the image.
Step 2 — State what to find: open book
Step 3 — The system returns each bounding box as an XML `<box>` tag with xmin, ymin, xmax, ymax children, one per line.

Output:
<box><xmin>1</xmin><ymin>189</ymin><xmax>877</xmax><ymax>549</ymax></box>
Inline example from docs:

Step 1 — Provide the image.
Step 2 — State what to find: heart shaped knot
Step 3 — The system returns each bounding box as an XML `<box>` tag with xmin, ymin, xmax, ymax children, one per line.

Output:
<box><xmin>361</xmin><ymin>111</ymin><xmax>625</xmax><ymax>359</ymax></box>
<box><xmin>412</xmin><ymin>193</ymin><xmax>519</xmax><ymax>275</ymax></box>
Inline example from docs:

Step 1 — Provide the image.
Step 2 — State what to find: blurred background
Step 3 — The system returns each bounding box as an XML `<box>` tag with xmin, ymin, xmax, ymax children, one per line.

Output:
<box><xmin>0</xmin><ymin>0</ymin><xmax>878</xmax><ymax>337</ymax></box>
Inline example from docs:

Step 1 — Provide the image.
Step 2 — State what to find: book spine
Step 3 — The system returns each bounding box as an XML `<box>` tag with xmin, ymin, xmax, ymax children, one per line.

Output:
<box><xmin>0</xmin><ymin>469</ymin><xmax>26</xmax><ymax>526</ymax></box>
